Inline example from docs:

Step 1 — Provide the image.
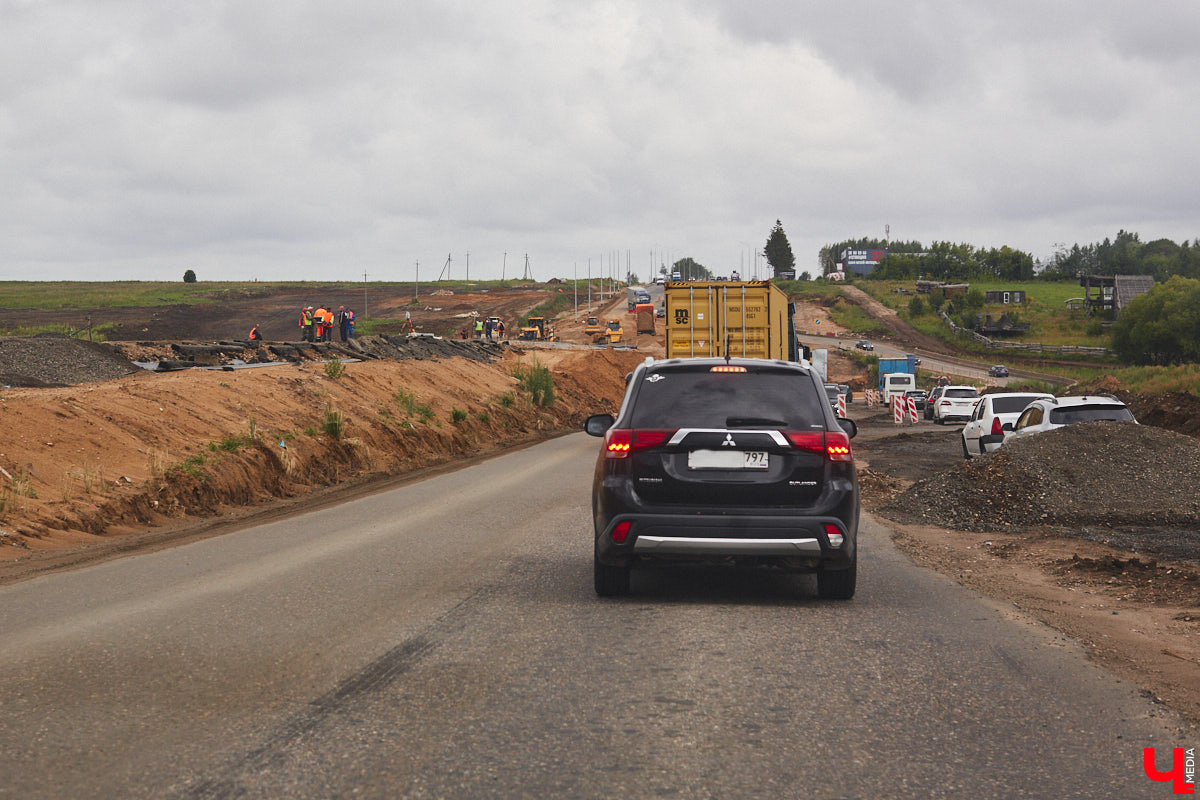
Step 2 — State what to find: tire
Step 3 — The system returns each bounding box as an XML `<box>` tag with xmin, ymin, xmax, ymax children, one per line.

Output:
<box><xmin>817</xmin><ymin>554</ymin><xmax>856</xmax><ymax>600</ymax></box>
<box><xmin>961</xmin><ymin>436</ymin><xmax>972</xmax><ymax>460</ymax></box>
<box><xmin>934</xmin><ymin>415</ymin><xmax>943</xmax><ymax>425</ymax></box>
<box><xmin>594</xmin><ymin>553</ymin><xmax>630</xmax><ymax>596</ymax></box>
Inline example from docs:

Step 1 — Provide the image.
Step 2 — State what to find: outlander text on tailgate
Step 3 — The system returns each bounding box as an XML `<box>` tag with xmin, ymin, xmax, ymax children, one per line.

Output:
<box><xmin>584</xmin><ymin>357</ymin><xmax>860</xmax><ymax>599</ymax></box>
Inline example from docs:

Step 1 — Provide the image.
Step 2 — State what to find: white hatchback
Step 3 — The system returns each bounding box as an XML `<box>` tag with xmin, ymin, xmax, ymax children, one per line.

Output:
<box><xmin>932</xmin><ymin>385</ymin><xmax>980</xmax><ymax>424</ymax></box>
<box><xmin>1007</xmin><ymin>396</ymin><xmax>1137</xmax><ymax>442</ymax></box>
<box><xmin>960</xmin><ymin>392</ymin><xmax>1054</xmax><ymax>458</ymax></box>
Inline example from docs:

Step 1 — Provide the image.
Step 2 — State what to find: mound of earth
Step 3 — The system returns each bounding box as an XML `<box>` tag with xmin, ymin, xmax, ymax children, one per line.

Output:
<box><xmin>882</xmin><ymin>421</ymin><xmax>1200</xmax><ymax>534</ymax></box>
<box><xmin>0</xmin><ymin>336</ymin><xmax>138</xmax><ymax>387</ymax></box>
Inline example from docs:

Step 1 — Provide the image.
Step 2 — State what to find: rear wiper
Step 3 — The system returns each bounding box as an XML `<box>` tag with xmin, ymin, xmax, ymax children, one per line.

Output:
<box><xmin>726</xmin><ymin>416</ymin><xmax>787</xmax><ymax>428</ymax></box>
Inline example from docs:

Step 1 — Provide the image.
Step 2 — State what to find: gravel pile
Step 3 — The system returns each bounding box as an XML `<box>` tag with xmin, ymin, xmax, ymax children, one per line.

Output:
<box><xmin>0</xmin><ymin>335</ymin><xmax>138</xmax><ymax>387</ymax></box>
<box><xmin>882</xmin><ymin>421</ymin><xmax>1200</xmax><ymax>531</ymax></box>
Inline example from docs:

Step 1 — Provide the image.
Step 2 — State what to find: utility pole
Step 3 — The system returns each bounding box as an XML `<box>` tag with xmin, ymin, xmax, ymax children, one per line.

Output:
<box><xmin>414</xmin><ymin>259</ymin><xmax>419</xmax><ymax>299</ymax></box>
<box><xmin>502</xmin><ymin>251</ymin><xmax>506</xmax><ymax>281</ymax></box>
<box><xmin>465</xmin><ymin>251</ymin><xmax>469</xmax><ymax>281</ymax></box>
<box><xmin>522</xmin><ymin>253</ymin><xmax>532</xmax><ymax>281</ymax></box>
<box><xmin>588</xmin><ymin>258</ymin><xmax>592</xmax><ymax>313</ymax></box>
<box><xmin>362</xmin><ymin>270</ymin><xmax>368</xmax><ymax>319</ymax></box>
<box><xmin>574</xmin><ymin>263</ymin><xmax>578</xmax><ymax>322</ymax></box>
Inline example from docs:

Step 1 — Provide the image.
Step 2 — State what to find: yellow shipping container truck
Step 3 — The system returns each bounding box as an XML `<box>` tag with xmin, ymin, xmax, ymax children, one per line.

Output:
<box><xmin>664</xmin><ymin>280</ymin><xmax>796</xmax><ymax>360</ymax></box>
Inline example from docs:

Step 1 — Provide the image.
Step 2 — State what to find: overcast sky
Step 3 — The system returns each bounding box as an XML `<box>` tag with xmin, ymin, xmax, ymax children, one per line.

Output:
<box><xmin>2</xmin><ymin>1</ymin><xmax>1198</xmax><ymax>283</ymax></box>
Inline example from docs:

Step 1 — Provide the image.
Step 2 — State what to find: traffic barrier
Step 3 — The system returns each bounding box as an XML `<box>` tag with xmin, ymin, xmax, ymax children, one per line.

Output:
<box><xmin>837</xmin><ymin>394</ymin><xmax>847</xmax><ymax>418</ymax></box>
<box><xmin>892</xmin><ymin>396</ymin><xmax>903</xmax><ymax>424</ymax></box>
<box><xmin>907</xmin><ymin>396</ymin><xmax>919</xmax><ymax>423</ymax></box>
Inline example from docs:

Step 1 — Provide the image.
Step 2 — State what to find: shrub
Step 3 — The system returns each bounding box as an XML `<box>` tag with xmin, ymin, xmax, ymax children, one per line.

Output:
<box><xmin>324</xmin><ymin>359</ymin><xmax>346</xmax><ymax>380</ymax></box>
<box><xmin>513</xmin><ymin>361</ymin><xmax>555</xmax><ymax>406</ymax></box>
<box><xmin>321</xmin><ymin>405</ymin><xmax>345</xmax><ymax>439</ymax></box>
<box><xmin>477</xmin><ymin>411</ymin><xmax>490</xmax><ymax>423</ymax></box>
<box><xmin>451</xmin><ymin>408</ymin><xmax>467</xmax><ymax>423</ymax></box>
<box><xmin>183</xmin><ymin>269</ymin><xmax>197</xmax><ymax>283</ymax></box>
<box><xmin>393</xmin><ymin>388</ymin><xmax>418</xmax><ymax>416</ymax></box>
<box><xmin>499</xmin><ymin>392</ymin><xmax>515</xmax><ymax>408</ymax></box>
<box><xmin>907</xmin><ymin>296</ymin><xmax>926</xmax><ymax>316</ymax></box>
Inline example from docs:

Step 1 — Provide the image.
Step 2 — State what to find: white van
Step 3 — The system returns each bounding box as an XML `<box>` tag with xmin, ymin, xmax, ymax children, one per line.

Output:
<box><xmin>882</xmin><ymin>372</ymin><xmax>916</xmax><ymax>404</ymax></box>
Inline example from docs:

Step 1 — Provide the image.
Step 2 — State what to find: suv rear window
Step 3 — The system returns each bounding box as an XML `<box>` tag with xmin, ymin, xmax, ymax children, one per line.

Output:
<box><xmin>1048</xmin><ymin>404</ymin><xmax>1134</xmax><ymax>424</ymax></box>
<box><xmin>629</xmin><ymin>367</ymin><xmax>826</xmax><ymax>429</ymax></box>
<box><xmin>992</xmin><ymin>395</ymin><xmax>1042</xmax><ymax>413</ymax></box>
<box><xmin>944</xmin><ymin>388</ymin><xmax>978</xmax><ymax>398</ymax></box>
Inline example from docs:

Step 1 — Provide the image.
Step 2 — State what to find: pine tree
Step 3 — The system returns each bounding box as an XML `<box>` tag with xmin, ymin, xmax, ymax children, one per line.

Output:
<box><xmin>763</xmin><ymin>220</ymin><xmax>796</xmax><ymax>277</ymax></box>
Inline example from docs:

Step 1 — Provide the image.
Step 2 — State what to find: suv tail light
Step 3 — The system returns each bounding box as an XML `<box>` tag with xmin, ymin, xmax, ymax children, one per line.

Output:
<box><xmin>784</xmin><ymin>431</ymin><xmax>853</xmax><ymax>463</ymax></box>
<box><xmin>604</xmin><ymin>428</ymin><xmax>677</xmax><ymax>458</ymax></box>
<box><xmin>990</xmin><ymin>417</ymin><xmax>1003</xmax><ymax>436</ymax></box>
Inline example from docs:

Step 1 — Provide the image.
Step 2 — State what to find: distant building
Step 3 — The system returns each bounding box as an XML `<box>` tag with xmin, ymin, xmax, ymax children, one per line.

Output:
<box><xmin>985</xmin><ymin>290</ymin><xmax>1026</xmax><ymax>304</ymax></box>
<box><xmin>1080</xmin><ymin>274</ymin><xmax>1154</xmax><ymax>314</ymax></box>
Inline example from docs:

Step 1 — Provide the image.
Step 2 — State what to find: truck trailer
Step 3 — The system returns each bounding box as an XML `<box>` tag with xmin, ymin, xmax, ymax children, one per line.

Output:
<box><xmin>664</xmin><ymin>280</ymin><xmax>798</xmax><ymax>361</ymax></box>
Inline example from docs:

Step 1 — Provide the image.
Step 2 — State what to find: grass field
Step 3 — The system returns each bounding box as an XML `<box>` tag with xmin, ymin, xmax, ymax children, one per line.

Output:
<box><xmin>853</xmin><ymin>278</ymin><xmax>1112</xmax><ymax>349</ymax></box>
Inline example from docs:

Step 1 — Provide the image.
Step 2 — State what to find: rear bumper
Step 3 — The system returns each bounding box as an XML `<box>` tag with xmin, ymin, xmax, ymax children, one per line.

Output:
<box><xmin>595</xmin><ymin>512</ymin><xmax>855</xmax><ymax>569</ymax></box>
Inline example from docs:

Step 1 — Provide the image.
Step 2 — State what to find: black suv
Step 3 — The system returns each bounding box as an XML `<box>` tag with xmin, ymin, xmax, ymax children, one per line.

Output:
<box><xmin>584</xmin><ymin>358</ymin><xmax>859</xmax><ymax>599</ymax></box>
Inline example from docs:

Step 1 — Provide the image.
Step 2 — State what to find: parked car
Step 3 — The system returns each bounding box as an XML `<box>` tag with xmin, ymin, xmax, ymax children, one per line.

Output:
<box><xmin>904</xmin><ymin>389</ymin><xmax>928</xmax><ymax>412</ymax></box>
<box><xmin>1007</xmin><ymin>396</ymin><xmax>1137</xmax><ymax>442</ymax></box>
<box><xmin>855</xmin><ymin>339</ymin><xmax>874</xmax><ymax>351</ymax></box>
<box><xmin>924</xmin><ymin>385</ymin><xmax>945</xmax><ymax>420</ymax></box>
<box><xmin>584</xmin><ymin>357</ymin><xmax>860</xmax><ymax>599</ymax></box>
<box><xmin>960</xmin><ymin>392</ymin><xmax>1055</xmax><ymax>458</ymax></box>
<box><xmin>932</xmin><ymin>385</ymin><xmax>981</xmax><ymax>424</ymax></box>
<box><xmin>988</xmin><ymin>365</ymin><xmax>1010</xmax><ymax>378</ymax></box>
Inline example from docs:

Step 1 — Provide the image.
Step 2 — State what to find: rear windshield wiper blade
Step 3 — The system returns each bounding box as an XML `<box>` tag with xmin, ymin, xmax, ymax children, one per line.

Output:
<box><xmin>726</xmin><ymin>416</ymin><xmax>788</xmax><ymax>428</ymax></box>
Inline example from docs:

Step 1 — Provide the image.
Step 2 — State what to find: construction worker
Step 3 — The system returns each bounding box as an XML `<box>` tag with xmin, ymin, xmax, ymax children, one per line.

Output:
<box><xmin>299</xmin><ymin>306</ymin><xmax>314</xmax><ymax>342</ymax></box>
<box><xmin>498</xmin><ymin>319</ymin><xmax>505</xmax><ymax>339</ymax></box>
<box><xmin>337</xmin><ymin>306</ymin><xmax>348</xmax><ymax>342</ymax></box>
<box><xmin>248</xmin><ymin>325</ymin><xmax>262</xmax><ymax>343</ymax></box>
<box><xmin>314</xmin><ymin>305</ymin><xmax>328</xmax><ymax>342</ymax></box>
<box><xmin>474</xmin><ymin>318</ymin><xmax>484</xmax><ymax>339</ymax></box>
<box><xmin>344</xmin><ymin>307</ymin><xmax>355</xmax><ymax>339</ymax></box>
<box><xmin>322</xmin><ymin>306</ymin><xmax>335</xmax><ymax>341</ymax></box>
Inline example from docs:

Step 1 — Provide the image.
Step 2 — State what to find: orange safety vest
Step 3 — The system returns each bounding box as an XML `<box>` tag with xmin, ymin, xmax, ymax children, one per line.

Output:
<box><xmin>314</xmin><ymin>308</ymin><xmax>328</xmax><ymax>325</ymax></box>
<box><xmin>248</xmin><ymin>326</ymin><xmax>261</xmax><ymax>341</ymax></box>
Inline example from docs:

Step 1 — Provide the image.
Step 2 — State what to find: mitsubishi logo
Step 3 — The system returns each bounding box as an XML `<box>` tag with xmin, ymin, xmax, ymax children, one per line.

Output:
<box><xmin>721</xmin><ymin>434</ymin><xmax>736</xmax><ymax>447</ymax></box>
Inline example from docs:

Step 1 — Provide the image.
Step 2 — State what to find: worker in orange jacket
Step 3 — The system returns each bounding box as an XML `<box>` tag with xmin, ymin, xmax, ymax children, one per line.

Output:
<box><xmin>321</xmin><ymin>306</ymin><xmax>334</xmax><ymax>341</ymax></box>
<box><xmin>314</xmin><ymin>306</ymin><xmax>328</xmax><ymax>342</ymax></box>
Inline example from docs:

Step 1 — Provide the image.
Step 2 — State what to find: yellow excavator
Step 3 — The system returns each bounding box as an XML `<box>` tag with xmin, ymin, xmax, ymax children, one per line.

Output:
<box><xmin>592</xmin><ymin>319</ymin><xmax>623</xmax><ymax>345</ymax></box>
<box><xmin>519</xmin><ymin>316</ymin><xmax>558</xmax><ymax>341</ymax></box>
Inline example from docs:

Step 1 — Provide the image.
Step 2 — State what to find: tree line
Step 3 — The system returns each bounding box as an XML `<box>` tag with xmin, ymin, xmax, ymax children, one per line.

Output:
<box><xmin>818</xmin><ymin>230</ymin><xmax>1200</xmax><ymax>284</ymax></box>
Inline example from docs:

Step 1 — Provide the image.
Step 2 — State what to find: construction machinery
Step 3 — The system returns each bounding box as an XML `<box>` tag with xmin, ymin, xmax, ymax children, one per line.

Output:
<box><xmin>592</xmin><ymin>319</ymin><xmax>623</xmax><ymax>345</ymax></box>
<box><xmin>583</xmin><ymin>316</ymin><xmax>603</xmax><ymax>336</ymax></box>
<box><xmin>519</xmin><ymin>316</ymin><xmax>558</xmax><ymax>341</ymax></box>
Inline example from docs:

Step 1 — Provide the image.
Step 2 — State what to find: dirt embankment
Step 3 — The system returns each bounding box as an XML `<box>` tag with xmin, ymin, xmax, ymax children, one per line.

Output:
<box><xmin>0</xmin><ymin>345</ymin><xmax>644</xmax><ymax>579</ymax></box>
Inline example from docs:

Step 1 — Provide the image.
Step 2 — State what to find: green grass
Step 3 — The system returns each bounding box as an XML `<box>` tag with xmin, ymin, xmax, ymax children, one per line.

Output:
<box><xmin>208</xmin><ymin>436</ymin><xmax>250</xmax><ymax>453</ymax></box>
<box><xmin>451</xmin><ymin>408</ymin><xmax>467</xmax><ymax>423</ymax></box>
<box><xmin>513</xmin><ymin>361</ymin><xmax>555</xmax><ymax>406</ymax></box>
<box><xmin>827</xmin><ymin>298</ymin><xmax>890</xmax><ymax>336</ymax></box>
<box><xmin>1048</xmin><ymin>363</ymin><xmax>1200</xmax><ymax>394</ymax></box>
<box><xmin>854</xmin><ymin>278</ymin><xmax>1113</xmax><ymax>349</ymax></box>
<box><xmin>0</xmin><ymin>321</ymin><xmax>121</xmax><ymax>341</ymax></box>
<box><xmin>323</xmin><ymin>359</ymin><xmax>346</xmax><ymax>380</ymax></box>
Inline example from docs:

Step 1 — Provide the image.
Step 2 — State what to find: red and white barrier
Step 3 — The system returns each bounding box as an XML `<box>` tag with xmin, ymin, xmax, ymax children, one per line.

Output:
<box><xmin>907</xmin><ymin>396</ymin><xmax>919</xmax><ymax>423</ymax></box>
<box><xmin>892</xmin><ymin>395</ymin><xmax>903</xmax><ymax>424</ymax></box>
<box><xmin>837</xmin><ymin>394</ymin><xmax>847</xmax><ymax>418</ymax></box>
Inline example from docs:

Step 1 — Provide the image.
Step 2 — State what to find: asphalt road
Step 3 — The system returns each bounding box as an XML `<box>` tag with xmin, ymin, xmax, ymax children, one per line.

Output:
<box><xmin>0</xmin><ymin>434</ymin><xmax>1189</xmax><ymax>799</ymax></box>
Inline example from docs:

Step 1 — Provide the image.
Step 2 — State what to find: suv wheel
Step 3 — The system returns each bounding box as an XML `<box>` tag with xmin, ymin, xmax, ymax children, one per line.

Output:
<box><xmin>816</xmin><ymin>553</ymin><xmax>856</xmax><ymax>600</ymax></box>
<box><xmin>594</xmin><ymin>551</ymin><xmax>630</xmax><ymax>596</ymax></box>
<box><xmin>961</xmin><ymin>436</ymin><xmax>972</xmax><ymax>460</ymax></box>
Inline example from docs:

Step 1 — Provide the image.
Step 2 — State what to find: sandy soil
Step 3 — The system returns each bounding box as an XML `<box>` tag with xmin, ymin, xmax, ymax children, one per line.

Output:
<box><xmin>0</xmin><ymin>344</ymin><xmax>647</xmax><ymax>580</ymax></box>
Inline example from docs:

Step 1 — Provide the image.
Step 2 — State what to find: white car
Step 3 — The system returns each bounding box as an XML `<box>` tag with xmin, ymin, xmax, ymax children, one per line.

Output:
<box><xmin>1007</xmin><ymin>395</ymin><xmax>1137</xmax><ymax>442</ymax></box>
<box><xmin>932</xmin><ymin>385</ymin><xmax>980</xmax><ymax>424</ymax></box>
<box><xmin>960</xmin><ymin>392</ymin><xmax>1054</xmax><ymax>458</ymax></box>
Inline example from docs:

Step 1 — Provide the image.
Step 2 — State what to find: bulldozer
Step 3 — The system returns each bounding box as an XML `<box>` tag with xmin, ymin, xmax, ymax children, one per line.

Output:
<box><xmin>519</xmin><ymin>316</ymin><xmax>558</xmax><ymax>342</ymax></box>
<box><xmin>583</xmin><ymin>316</ymin><xmax>603</xmax><ymax>336</ymax></box>
<box><xmin>592</xmin><ymin>319</ymin><xmax>623</xmax><ymax>345</ymax></box>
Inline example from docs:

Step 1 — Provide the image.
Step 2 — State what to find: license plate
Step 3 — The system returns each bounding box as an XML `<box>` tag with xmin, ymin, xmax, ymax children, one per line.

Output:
<box><xmin>687</xmin><ymin>450</ymin><xmax>769</xmax><ymax>470</ymax></box>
